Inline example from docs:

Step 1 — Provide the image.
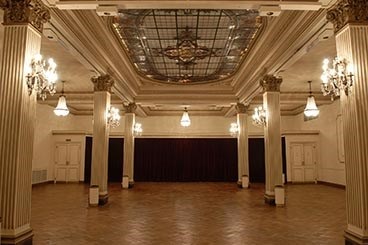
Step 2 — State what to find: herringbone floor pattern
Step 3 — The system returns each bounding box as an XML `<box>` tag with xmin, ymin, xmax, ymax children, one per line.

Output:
<box><xmin>31</xmin><ymin>183</ymin><xmax>345</xmax><ymax>245</ymax></box>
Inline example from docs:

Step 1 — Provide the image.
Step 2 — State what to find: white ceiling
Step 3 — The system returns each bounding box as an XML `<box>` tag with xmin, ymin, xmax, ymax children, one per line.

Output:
<box><xmin>0</xmin><ymin>0</ymin><xmax>338</xmax><ymax>116</ymax></box>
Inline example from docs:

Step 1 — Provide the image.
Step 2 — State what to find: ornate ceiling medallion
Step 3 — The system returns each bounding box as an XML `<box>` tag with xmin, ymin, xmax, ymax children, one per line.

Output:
<box><xmin>162</xmin><ymin>27</ymin><xmax>212</xmax><ymax>66</ymax></box>
<box><xmin>113</xmin><ymin>9</ymin><xmax>261</xmax><ymax>84</ymax></box>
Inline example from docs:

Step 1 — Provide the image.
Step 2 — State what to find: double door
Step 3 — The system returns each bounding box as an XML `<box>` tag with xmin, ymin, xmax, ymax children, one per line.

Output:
<box><xmin>290</xmin><ymin>142</ymin><xmax>317</xmax><ymax>182</ymax></box>
<box><xmin>54</xmin><ymin>142</ymin><xmax>81</xmax><ymax>183</ymax></box>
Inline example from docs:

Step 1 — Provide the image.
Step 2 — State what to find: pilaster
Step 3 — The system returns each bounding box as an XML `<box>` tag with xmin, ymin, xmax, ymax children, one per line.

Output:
<box><xmin>90</xmin><ymin>74</ymin><xmax>113</xmax><ymax>205</ymax></box>
<box><xmin>122</xmin><ymin>103</ymin><xmax>136</xmax><ymax>188</ymax></box>
<box><xmin>327</xmin><ymin>1</ymin><xmax>368</xmax><ymax>244</ymax></box>
<box><xmin>0</xmin><ymin>0</ymin><xmax>49</xmax><ymax>243</ymax></box>
<box><xmin>236</xmin><ymin>103</ymin><xmax>249</xmax><ymax>187</ymax></box>
<box><xmin>260</xmin><ymin>75</ymin><xmax>283</xmax><ymax>205</ymax></box>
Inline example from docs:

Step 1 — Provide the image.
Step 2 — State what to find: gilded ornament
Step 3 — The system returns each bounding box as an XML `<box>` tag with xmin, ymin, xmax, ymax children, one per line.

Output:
<box><xmin>1</xmin><ymin>0</ymin><xmax>50</xmax><ymax>33</ymax></box>
<box><xmin>260</xmin><ymin>75</ymin><xmax>283</xmax><ymax>92</ymax></box>
<box><xmin>91</xmin><ymin>74</ymin><xmax>114</xmax><ymax>92</ymax></box>
<box><xmin>327</xmin><ymin>0</ymin><xmax>368</xmax><ymax>33</ymax></box>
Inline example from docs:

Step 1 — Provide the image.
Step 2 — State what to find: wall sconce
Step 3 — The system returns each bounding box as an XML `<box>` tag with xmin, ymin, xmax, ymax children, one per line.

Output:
<box><xmin>321</xmin><ymin>57</ymin><xmax>354</xmax><ymax>100</ymax></box>
<box><xmin>252</xmin><ymin>106</ymin><xmax>266</xmax><ymax>127</ymax></box>
<box><xmin>26</xmin><ymin>54</ymin><xmax>58</xmax><ymax>100</ymax></box>
<box><xmin>107</xmin><ymin>106</ymin><xmax>121</xmax><ymax>128</ymax></box>
<box><xmin>133</xmin><ymin>123</ymin><xmax>143</xmax><ymax>136</ymax></box>
<box><xmin>229</xmin><ymin>122</ymin><xmax>239</xmax><ymax>137</ymax></box>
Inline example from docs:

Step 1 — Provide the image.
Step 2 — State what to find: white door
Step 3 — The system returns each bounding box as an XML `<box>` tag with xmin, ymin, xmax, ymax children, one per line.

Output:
<box><xmin>290</xmin><ymin>143</ymin><xmax>316</xmax><ymax>182</ymax></box>
<box><xmin>55</xmin><ymin>142</ymin><xmax>81</xmax><ymax>183</ymax></box>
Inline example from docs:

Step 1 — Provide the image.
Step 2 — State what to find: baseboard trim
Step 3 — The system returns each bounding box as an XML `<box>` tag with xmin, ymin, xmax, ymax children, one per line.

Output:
<box><xmin>32</xmin><ymin>180</ymin><xmax>54</xmax><ymax>187</ymax></box>
<box><xmin>317</xmin><ymin>181</ymin><xmax>345</xmax><ymax>189</ymax></box>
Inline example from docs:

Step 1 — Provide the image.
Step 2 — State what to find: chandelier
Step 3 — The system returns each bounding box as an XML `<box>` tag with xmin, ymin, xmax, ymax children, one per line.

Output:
<box><xmin>229</xmin><ymin>123</ymin><xmax>239</xmax><ymax>137</ymax></box>
<box><xmin>252</xmin><ymin>106</ymin><xmax>266</xmax><ymax>127</ymax></box>
<box><xmin>107</xmin><ymin>107</ymin><xmax>121</xmax><ymax>128</ymax></box>
<box><xmin>133</xmin><ymin>123</ymin><xmax>143</xmax><ymax>136</ymax></box>
<box><xmin>54</xmin><ymin>81</ymin><xmax>69</xmax><ymax>117</ymax></box>
<box><xmin>180</xmin><ymin>107</ymin><xmax>191</xmax><ymax>127</ymax></box>
<box><xmin>321</xmin><ymin>57</ymin><xmax>354</xmax><ymax>100</ymax></box>
<box><xmin>26</xmin><ymin>54</ymin><xmax>58</xmax><ymax>100</ymax></box>
<box><xmin>304</xmin><ymin>81</ymin><xmax>319</xmax><ymax>121</ymax></box>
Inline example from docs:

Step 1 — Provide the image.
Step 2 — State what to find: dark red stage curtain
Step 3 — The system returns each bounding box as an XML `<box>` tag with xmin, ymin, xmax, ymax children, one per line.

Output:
<box><xmin>134</xmin><ymin>138</ymin><xmax>238</xmax><ymax>182</ymax></box>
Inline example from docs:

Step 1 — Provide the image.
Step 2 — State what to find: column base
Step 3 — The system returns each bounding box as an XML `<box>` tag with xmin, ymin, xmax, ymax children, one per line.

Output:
<box><xmin>1</xmin><ymin>228</ymin><xmax>33</xmax><ymax>245</ymax></box>
<box><xmin>98</xmin><ymin>194</ymin><xmax>108</xmax><ymax>206</ymax></box>
<box><xmin>345</xmin><ymin>230</ymin><xmax>368</xmax><ymax>245</ymax></box>
<box><xmin>264</xmin><ymin>193</ymin><xmax>275</xmax><ymax>205</ymax></box>
<box><xmin>129</xmin><ymin>181</ymin><xmax>135</xmax><ymax>188</ymax></box>
<box><xmin>237</xmin><ymin>181</ymin><xmax>242</xmax><ymax>188</ymax></box>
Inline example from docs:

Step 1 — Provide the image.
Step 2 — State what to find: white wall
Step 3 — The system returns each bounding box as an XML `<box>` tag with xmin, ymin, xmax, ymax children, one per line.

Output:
<box><xmin>285</xmin><ymin>100</ymin><xmax>345</xmax><ymax>185</ymax></box>
<box><xmin>33</xmin><ymin>101</ymin><xmax>345</xmax><ymax>185</ymax></box>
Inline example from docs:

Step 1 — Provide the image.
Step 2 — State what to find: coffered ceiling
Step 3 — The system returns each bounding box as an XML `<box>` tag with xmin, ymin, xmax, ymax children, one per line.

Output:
<box><xmin>0</xmin><ymin>0</ymin><xmax>339</xmax><ymax>117</ymax></box>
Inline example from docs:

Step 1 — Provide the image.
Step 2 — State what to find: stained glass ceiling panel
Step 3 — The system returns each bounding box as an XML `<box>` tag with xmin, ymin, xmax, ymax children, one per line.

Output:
<box><xmin>113</xmin><ymin>9</ymin><xmax>261</xmax><ymax>84</ymax></box>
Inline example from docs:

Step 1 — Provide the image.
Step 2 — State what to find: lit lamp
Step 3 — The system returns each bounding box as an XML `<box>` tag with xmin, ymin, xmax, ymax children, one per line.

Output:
<box><xmin>133</xmin><ymin>123</ymin><xmax>143</xmax><ymax>136</ymax></box>
<box><xmin>26</xmin><ymin>54</ymin><xmax>58</xmax><ymax>100</ymax></box>
<box><xmin>107</xmin><ymin>106</ymin><xmax>121</xmax><ymax>128</ymax></box>
<box><xmin>180</xmin><ymin>107</ymin><xmax>191</xmax><ymax>127</ymax></box>
<box><xmin>252</xmin><ymin>106</ymin><xmax>266</xmax><ymax>127</ymax></box>
<box><xmin>321</xmin><ymin>57</ymin><xmax>354</xmax><ymax>100</ymax></box>
<box><xmin>304</xmin><ymin>81</ymin><xmax>319</xmax><ymax>121</ymax></box>
<box><xmin>54</xmin><ymin>81</ymin><xmax>69</xmax><ymax>117</ymax></box>
<box><xmin>229</xmin><ymin>123</ymin><xmax>239</xmax><ymax>137</ymax></box>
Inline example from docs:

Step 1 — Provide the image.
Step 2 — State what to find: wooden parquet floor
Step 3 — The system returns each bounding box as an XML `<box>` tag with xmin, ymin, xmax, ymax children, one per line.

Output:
<box><xmin>31</xmin><ymin>182</ymin><xmax>346</xmax><ymax>245</ymax></box>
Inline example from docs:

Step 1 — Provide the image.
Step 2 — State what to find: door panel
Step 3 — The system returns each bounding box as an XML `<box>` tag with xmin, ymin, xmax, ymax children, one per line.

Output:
<box><xmin>68</xmin><ymin>168</ymin><xmax>79</xmax><ymax>182</ymax></box>
<box><xmin>56</xmin><ymin>145</ymin><xmax>67</xmax><ymax>165</ymax></box>
<box><xmin>290</xmin><ymin>142</ymin><xmax>317</xmax><ymax>183</ymax></box>
<box><xmin>55</xmin><ymin>168</ymin><xmax>67</xmax><ymax>182</ymax></box>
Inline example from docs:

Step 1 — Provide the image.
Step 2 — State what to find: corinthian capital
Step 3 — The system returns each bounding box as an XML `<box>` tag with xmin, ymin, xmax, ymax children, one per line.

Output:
<box><xmin>260</xmin><ymin>75</ymin><xmax>282</xmax><ymax>92</ymax></box>
<box><xmin>91</xmin><ymin>74</ymin><xmax>114</xmax><ymax>92</ymax></box>
<box><xmin>327</xmin><ymin>0</ymin><xmax>368</xmax><ymax>33</ymax></box>
<box><xmin>123</xmin><ymin>103</ymin><xmax>137</xmax><ymax>113</ymax></box>
<box><xmin>235</xmin><ymin>103</ymin><xmax>248</xmax><ymax>114</ymax></box>
<box><xmin>1</xmin><ymin>0</ymin><xmax>50</xmax><ymax>33</ymax></box>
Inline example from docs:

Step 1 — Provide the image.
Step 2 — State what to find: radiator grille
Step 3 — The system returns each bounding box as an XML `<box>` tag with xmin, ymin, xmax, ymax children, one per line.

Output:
<box><xmin>32</xmin><ymin>169</ymin><xmax>47</xmax><ymax>184</ymax></box>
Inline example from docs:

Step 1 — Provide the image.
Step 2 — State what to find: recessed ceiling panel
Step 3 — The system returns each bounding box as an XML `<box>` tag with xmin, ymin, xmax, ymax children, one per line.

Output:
<box><xmin>113</xmin><ymin>9</ymin><xmax>261</xmax><ymax>84</ymax></box>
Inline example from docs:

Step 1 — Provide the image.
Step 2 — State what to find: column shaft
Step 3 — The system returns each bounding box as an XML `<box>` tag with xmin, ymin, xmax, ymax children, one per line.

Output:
<box><xmin>261</xmin><ymin>75</ymin><xmax>283</xmax><ymax>204</ymax></box>
<box><xmin>123</xmin><ymin>113</ymin><xmax>135</xmax><ymax>186</ymax></box>
<box><xmin>90</xmin><ymin>74</ymin><xmax>114</xmax><ymax>205</ymax></box>
<box><xmin>0</xmin><ymin>25</ymin><xmax>41</xmax><ymax>243</ymax></box>
<box><xmin>336</xmin><ymin>24</ymin><xmax>368</xmax><ymax>243</ymax></box>
<box><xmin>237</xmin><ymin>112</ymin><xmax>249</xmax><ymax>184</ymax></box>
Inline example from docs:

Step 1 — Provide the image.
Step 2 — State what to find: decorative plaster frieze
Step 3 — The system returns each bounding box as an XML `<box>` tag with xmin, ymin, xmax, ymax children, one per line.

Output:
<box><xmin>260</xmin><ymin>75</ymin><xmax>282</xmax><ymax>92</ymax></box>
<box><xmin>327</xmin><ymin>0</ymin><xmax>368</xmax><ymax>33</ymax></box>
<box><xmin>124</xmin><ymin>102</ymin><xmax>137</xmax><ymax>113</ymax></box>
<box><xmin>235</xmin><ymin>103</ymin><xmax>248</xmax><ymax>114</ymax></box>
<box><xmin>91</xmin><ymin>74</ymin><xmax>114</xmax><ymax>92</ymax></box>
<box><xmin>1</xmin><ymin>0</ymin><xmax>50</xmax><ymax>33</ymax></box>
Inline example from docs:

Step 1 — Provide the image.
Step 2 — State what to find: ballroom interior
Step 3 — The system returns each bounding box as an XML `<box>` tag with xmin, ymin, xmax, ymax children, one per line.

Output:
<box><xmin>0</xmin><ymin>0</ymin><xmax>367</xmax><ymax>244</ymax></box>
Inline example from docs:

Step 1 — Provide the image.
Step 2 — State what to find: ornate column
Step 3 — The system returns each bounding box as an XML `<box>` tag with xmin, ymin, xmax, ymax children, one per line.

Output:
<box><xmin>327</xmin><ymin>1</ymin><xmax>368</xmax><ymax>244</ymax></box>
<box><xmin>90</xmin><ymin>74</ymin><xmax>114</xmax><ymax>205</ymax></box>
<box><xmin>0</xmin><ymin>1</ymin><xmax>49</xmax><ymax>243</ymax></box>
<box><xmin>122</xmin><ymin>103</ymin><xmax>136</xmax><ymax>188</ymax></box>
<box><xmin>261</xmin><ymin>75</ymin><xmax>283</xmax><ymax>204</ymax></box>
<box><xmin>236</xmin><ymin>103</ymin><xmax>250</xmax><ymax>188</ymax></box>
<box><xmin>0</xmin><ymin>0</ymin><xmax>50</xmax><ymax>244</ymax></box>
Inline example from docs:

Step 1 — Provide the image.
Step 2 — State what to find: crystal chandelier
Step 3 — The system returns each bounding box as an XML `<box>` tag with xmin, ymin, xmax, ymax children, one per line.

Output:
<box><xmin>304</xmin><ymin>81</ymin><xmax>319</xmax><ymax>121</ymax></box>
<box><xmin>321</xmin><ymin>57</ymin><xmax>354</xmax><ymax>100</ymax></box>
<box><xmin>180</xmin><ymin>107</ymin><xmax>191</xmax><ymax>127</ymax></box>
<box><xmin>133</xmin><ymin>123</ymin><xmax>143</xmax><ymax>136</ymax></box>
<box><xmin>252</xmin><ymin>106</ymin><xmax>266</xmax><ymax>127</ymax></box>
<box><xmin>229</xmin><ymin>123</ymin><xmax>239</xmax><ymax>137</ymax></box>
<box><xmin>54</xmin><ymin>81</ymin><xmax>69</xmax><ymax>117</ymax></box>
<box><xmin>107</xmin><ymin>107</ymin><xmax>121</xmax><ymax>128</ymax></box>
<box><xmin>26</xmin><ymin>54</ymin><xmax>58</xmax><ymax>100</ymax></box>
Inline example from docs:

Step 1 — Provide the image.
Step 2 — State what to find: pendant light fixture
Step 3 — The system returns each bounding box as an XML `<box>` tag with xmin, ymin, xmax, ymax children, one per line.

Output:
<box><xmin>54</xmin><ymin>81</ymin><xmax>69</xmax><ymax>116</ymax></box>
<box><xmin>304</xmin><ymin>80</ymin><xmax>319</xmax><ymax>121</ymax></box>
<box><xmin>180</xmin><ymin>107</ymin><xmax>191</xmax><ymax>127</ymax></box>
